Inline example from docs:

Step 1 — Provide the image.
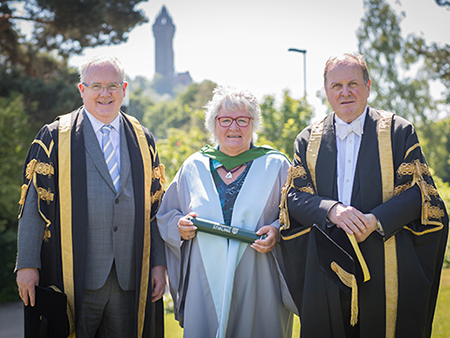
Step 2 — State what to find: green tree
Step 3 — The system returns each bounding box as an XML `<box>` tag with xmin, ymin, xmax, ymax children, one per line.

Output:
<box><xmin>431</xmin><ymin>173</ymin><xmax>450</xmax><ymax>268</ymax></box>
<box><xmin>357</xmin><ymin>0</ymin><xmax>437</xmax><ymax>124</ymax></box>
<box><xmin>1</xmin><ymin>1</ymin><xmax>150</xmax><ymax>129</ymax></box>
<box><xmin>0</xmin><ymin>56</ymin><xmax>81</xmax><ymax>130</ymax></box>
<box><xmin>357</xmin><ymin>0</ymin><xmax>450</xmax><ymax>185</ymax></box>
<box><xmin>0</xmin><ymin>0</ymin><xmax>151</xmax><ymax>302</ymax></box>
<box><xmin>418</xmin><ymin>117</ymin><xmax>450</xmax><ymax>184</ymax></box>
<box><xmin>128</xmin><ymin>86</ymin><xmax>156</xmax><ymax>122</ymax></box>
<box><xmin>143</xmin><ymin>99</ymin><xmax>188</xmax><ymax>140</ymax></box>
<box><xmin>141</xmin><ymin>80</ymin><xmax>214</xmax><ymax>140</ymax></box>
<box><xmin>157</xmin><ymin>127</ymin><xmax>209</xmax><ymax>184</ymax></box>
<box><xmin>177</xmin><ymin>80</ymin><xmax>216</xmax><ymax>111</ymax></box>
<box><xmin>1</xmin><ymin>0</ymin><xmax>148</xmax><ymax>63</ymax></box>
<box><xmin>0</xmin><ymin>93</ymin><xmax>34</xmax><ymax>301</ymax></box>
<box><xmin>405</xmin><ymin>36</ymin><xmax>450</xmax><ymax>106</ymax></box>
<box><xmin>259</xmin><ymin>90</ymin><xmax>313</xmax><ymax>159</ymax></box>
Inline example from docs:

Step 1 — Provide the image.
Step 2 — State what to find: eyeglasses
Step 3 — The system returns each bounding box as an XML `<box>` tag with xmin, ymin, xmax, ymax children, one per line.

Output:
<box><xmin>82</xmin><ymin>82</ymin><xmax>124</xmax><ymax>92</ymax></box>
<box><xmin>216</xmin><ymin>116</ymin><xmax>252</xmax><ymax>127</ymax></box>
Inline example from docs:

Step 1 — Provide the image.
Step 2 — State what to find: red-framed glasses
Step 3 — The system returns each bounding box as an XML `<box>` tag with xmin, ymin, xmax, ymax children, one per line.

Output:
<box><xmin>216</xmin><ymin>116</ymin><xmax>252</xmax><ymax>127</ymax></box>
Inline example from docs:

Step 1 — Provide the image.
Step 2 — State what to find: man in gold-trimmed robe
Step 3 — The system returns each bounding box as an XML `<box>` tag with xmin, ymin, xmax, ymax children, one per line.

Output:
<box><xmin>15</xmin><ymin>56</ymin><xmax>166</xmax><ymax>338</ymax></box>
<box><xmin>280</xmin><ymin>53</ymin><xmax>448</xmax><ymax>338</ymax></box>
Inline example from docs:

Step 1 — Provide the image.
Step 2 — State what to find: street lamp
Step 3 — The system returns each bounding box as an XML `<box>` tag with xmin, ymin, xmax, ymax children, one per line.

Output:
<box><xmin>288</xmin><ymin>48</ymin><xmax>307</xmax><ymax>98</ymax></box>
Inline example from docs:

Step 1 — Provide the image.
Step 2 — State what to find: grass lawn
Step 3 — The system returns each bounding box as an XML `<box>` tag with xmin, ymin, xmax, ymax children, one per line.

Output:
<box><xmin>164</xmin><ymin>268</ymin><xmax>450</xmax><ymax>337</ymax></box>
<box><xmin>431</xmin><ymin>267</ymin><xmax>450</xmax><ymax>338</ymax></box>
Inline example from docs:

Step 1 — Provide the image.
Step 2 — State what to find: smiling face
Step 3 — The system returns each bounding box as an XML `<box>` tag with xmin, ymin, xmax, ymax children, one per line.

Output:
<box><xmin>78</xmin><ymin>63</ymin><xmax>128</xmax><ymax>124</ymax></box>
<box><xmin>325</xmin><ymin>61</ymin><xmax>371</xmax><ymax>123</ymax></box>
<box><xmin>215</xmin><ymin>107</ymin><xmax>253</xmax><ymax>156</ymax></box>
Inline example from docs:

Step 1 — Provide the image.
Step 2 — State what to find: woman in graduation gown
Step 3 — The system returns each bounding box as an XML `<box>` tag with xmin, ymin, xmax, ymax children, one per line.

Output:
<box><xmin>156</xmin><ymin>86</ymin><xmax>297</xmax><ymax>338</ymax></box>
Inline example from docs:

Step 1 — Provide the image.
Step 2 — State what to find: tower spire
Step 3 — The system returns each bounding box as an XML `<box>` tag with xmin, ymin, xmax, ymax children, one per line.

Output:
<box><xmin>152</xmin><ymin>5</ymin><xmax>175</xmax><ymax>94</ymax></box>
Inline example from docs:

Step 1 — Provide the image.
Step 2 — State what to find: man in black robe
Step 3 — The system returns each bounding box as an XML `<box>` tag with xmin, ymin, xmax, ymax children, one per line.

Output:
<box><xmin>16</xmin><ymin>56</ymin><xmax>166</xmax><ymax>338</ymax></box>
<box><xmin>280</xmin><ymin>53</ymin><xmax>448</xmax><ymax>338</ymax></box>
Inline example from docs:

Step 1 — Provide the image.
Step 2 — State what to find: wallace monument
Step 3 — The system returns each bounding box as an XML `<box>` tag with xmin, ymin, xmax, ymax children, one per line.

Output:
<box><xmin>152</xmin><ymin>5</ymin><xmax>192</xmax><ymax>95</ymax></box>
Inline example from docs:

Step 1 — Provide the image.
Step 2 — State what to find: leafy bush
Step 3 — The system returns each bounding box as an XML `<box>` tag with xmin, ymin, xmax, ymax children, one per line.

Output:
<box><xmin>0</xmin><ymin>93</ymin><xmax>34</xmax><ymax>302</ymax></box>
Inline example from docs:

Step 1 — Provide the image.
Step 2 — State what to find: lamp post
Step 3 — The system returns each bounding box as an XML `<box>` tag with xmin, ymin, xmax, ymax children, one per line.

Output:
<box><xmin>288</xmin><ymin>48</ymin><xmax>307</xmax><ymax>98</ymax></box>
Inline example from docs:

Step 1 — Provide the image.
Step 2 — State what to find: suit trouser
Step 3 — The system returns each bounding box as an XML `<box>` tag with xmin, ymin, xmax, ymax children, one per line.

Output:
<box><xmin>77</xmin><ymin>263</ymin><xmax>135</xmax><ymax>338</ymax></box>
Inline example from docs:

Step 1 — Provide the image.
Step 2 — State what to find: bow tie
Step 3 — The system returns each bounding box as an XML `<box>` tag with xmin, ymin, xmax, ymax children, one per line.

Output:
<box><xmin>335</xmin><ymin>120</ymin><xmax>363</xmax><ymax>140</ymax></box>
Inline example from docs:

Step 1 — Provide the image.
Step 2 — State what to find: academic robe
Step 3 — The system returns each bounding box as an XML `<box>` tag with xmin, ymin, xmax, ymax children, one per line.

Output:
<box><xmin>156</xmin><ymin>151</ymin><xmax>297</xmax><ymax>338</ymax></box>
<box><xmin>279</xmin><ymin>107</ymin><xmax>448</xmax><ymax>338</ymax></box>
<box><xmin>17</xmin><ymin>107</ymin><xmax>166</xmax><ymax>338</ymax></box>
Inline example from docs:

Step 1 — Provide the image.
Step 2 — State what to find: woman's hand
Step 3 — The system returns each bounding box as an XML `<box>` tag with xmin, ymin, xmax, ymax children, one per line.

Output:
<box><xmin>178</xmin><ymin>212</ymin><xmax>198</xmax><ymax>241</ymax></box>
<box><xmin>251</xmin><ymin>225</ymin><xmax>279</xmax><ymax>253</ymax></box>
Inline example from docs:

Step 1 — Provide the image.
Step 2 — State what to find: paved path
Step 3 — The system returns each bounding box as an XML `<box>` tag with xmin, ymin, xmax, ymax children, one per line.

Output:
<box><xmin>0</xmin><ymin>301</ymin><xmax>23</xmax><ymax>338</ymax></box>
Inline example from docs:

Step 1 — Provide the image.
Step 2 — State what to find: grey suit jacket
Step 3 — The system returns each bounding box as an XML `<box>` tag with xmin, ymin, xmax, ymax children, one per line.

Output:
<box><xmin>16</xmin><ymin>111</ymin><xmax>165</xmax><ymax>291</ymax></box>
<box><xmin>83</xmin><ymin>114</ymin><xmax>137</xmax><ymax>290</ymax></box>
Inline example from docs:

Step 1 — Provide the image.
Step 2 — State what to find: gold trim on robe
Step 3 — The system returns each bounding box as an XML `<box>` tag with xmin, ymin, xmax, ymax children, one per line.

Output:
<box><xmin>58</xmin><ymin>113</ymin><xmax>76</xmax><ymax>337</ymax></box>
<box><xmin>126</xmin><ymin>114</ymin><xmax>153</xmax><ymax>338</ymax></box>
<box><xmin>378</xmin><ymin>110</ymin><xmax>397</xmax><ymax>338</ymax></box>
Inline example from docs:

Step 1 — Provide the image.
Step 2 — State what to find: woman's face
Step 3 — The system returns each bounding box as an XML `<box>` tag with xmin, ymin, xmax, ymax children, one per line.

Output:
<box><xmin>215</xmin><ymin>107</ymin><xmax>253</xmax><ymax>156</ymax></box>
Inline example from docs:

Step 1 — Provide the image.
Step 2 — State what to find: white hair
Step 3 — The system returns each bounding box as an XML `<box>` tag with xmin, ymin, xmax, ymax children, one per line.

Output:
<box><xmin>79</xmin><ymin>55</ymin><xmax>125</xmax><ymax>83</ymax></box>
<box><xmin>204</xmin><ymin>85</ymin><xmax>262</xmax><ymax>143</ymax></box>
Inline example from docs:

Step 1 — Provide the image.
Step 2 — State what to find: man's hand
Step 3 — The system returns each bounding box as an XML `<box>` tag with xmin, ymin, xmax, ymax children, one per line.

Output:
<box><xmin>328</xmin><ymin>204</ymin><xmax>379</xmax><ymax>243</ymax></box>
<box><xmin>355</xmin><ymin>213</ymin><xmax>379</xmax><ymax>243</ymax></box>
<box><xmin>151</xmin><ymin>265</ymin><xmax>167</xmax><ymax>302</ymax></box>
<box><xmin>16</xmin><ymin>268</ymin><xmax>39</xmax><ymax>307</ymax></box>
<box><xmin>327</xmin><ymin>203</ymin><xmax>369</xmax><ymax>238</ymax></box>
<box><xmin>251</xmin><ymin>225</ymin><xmax>279</xmax><ymax>253</ymax></box>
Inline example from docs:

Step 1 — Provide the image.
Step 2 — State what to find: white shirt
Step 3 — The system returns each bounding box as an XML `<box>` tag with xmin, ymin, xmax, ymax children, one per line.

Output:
<box><xmin>335</xmin><ymin>107</ymin><xmax>368</xmax><ymax>206</ymax></box>
<box><xmin>84</xmin><ymin>109</ymin><xmax>121</xmax><ymax>172</ymax></box>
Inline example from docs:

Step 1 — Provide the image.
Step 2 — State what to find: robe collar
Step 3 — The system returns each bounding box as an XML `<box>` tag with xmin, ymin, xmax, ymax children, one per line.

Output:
<box><xmin>199</xmin><ymin>144</ymin><xmax>286</xmax><ymax>170</ymax></box>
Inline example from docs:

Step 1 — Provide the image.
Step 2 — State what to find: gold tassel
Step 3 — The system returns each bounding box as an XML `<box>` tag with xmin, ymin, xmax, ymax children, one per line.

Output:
<box><xmin>279</xmin><ymin>184</ymin><xmax>290</xmax><ymax>230</ymax></box>
<box><xmin>279</xmin><ymin>208</ymin><xmax>289</xmax><ymax>230</ymax></box>
<box><xmin>150</xmin><ymin>187</ymin><xmax>164</xmax><ymax>205</ymax></box>
<box><xmin>25</xmin><ymin>159</ymin><xmax>37</xmax><ymax>179</ymax></box>
<box><xmin>43</xmin><ymin>227</ymin><xmax>51</xmax><ymax>242</ymax></box>
<box><xmin>152</xmin><ymin>164</ymin><xmax>166</xmax><ymax>186</ymax></box>
<box><xmin>331</xmin><ymin>261</ymin><xmax>359</xmax><ymax>326</ymax></box>
<box><xmin>159</xmin><ymin>164</ymin><xmax>166</xmax><ymax>186</ymax></box>
<box><xmin>18</xmin><ymin>184</ymin><xmax>29</xmax><ymax>205</ymax></box>
<box><xmin>350</xmin><ymin>274</ymin><xmax>358</xmax><ymax>326</ymax></box>
<box><xmin>37</xmin><ymin>187</ymin><xmax>54</xmax><ymax>204</ymax></box>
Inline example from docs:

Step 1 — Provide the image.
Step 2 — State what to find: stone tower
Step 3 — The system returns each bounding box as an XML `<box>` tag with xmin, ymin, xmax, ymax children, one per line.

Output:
<box><xmin>152</xmin><ymin>6</ymin><xmax>175</xmax><ymax>94</ymax></box>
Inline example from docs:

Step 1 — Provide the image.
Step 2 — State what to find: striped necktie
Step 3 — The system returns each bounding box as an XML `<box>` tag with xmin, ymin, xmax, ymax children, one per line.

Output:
<box><xmin>101</xmin><ymin>125</ymin><xmax>120</xmax><ymax>192</ymax></box>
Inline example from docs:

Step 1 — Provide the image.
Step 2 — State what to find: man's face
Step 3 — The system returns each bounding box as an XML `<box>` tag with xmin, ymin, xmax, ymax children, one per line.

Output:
<box><xmin>325</xmin><ymin>62</ymin><xmax>371</xmax><ymax>123</ymax></box>
<box><xmin>78</xmin><ymin>63</ymin><xmax>127</xmax><ymax>124</ymax></box>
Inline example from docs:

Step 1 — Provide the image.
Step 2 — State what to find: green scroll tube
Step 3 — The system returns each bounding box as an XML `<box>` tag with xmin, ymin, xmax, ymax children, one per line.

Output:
<box><xmin>187</xmin><ymin>216</ymin><xmax>267</xmax><ymax>244</ymax></box>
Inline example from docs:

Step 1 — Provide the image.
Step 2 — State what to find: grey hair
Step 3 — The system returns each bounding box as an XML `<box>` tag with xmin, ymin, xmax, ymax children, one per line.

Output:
<box><xmin>79</xmin><ymin>55</ymin><xmax>125</xmax><ymax>83</ymax></box>
<box><xmin>324</xmin><ymin>52</ymin><xmax>370</xmax><ymax>87</ymax></box>
<box><xmin>204</xmin><ymin>85</ymin><xmax>262</xmax><ymax>144</ymax></box>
